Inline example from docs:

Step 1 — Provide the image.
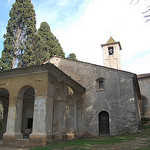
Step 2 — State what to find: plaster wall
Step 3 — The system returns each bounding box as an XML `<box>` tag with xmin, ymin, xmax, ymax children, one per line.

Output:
<box><xmin>0</xmin><ymin>64</ymin><xmax>85</xmax><ymax>147</ymax></box>
<box><xmin>0</xmin><ymin>72</ymin><xmax>48</xmax><ymax>141</ymax></box>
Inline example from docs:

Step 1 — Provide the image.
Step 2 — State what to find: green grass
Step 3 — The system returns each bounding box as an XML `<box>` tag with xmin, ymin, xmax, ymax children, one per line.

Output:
<box><xmin>31</xmin><ymin>139</ymin><xmax>122</xmax><ymax>150</ymax></box>
<box><xmin>31</xmin><ymin>137</ymin><xmax>135</xmax><ymax>150</ymax></box>
<box><xmin>31</xmin><ymin>123</ymin><xmax>150</xmax><ymax>150</ymax></box>
<box><xmin>31</xmin><ymin>138</ymin><xmax>129</xmax><ymax>150</ymax></box>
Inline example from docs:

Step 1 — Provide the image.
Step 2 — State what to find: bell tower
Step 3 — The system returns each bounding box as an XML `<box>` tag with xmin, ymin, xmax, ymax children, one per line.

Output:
<box><xmin>101</xmin><ymin>37</ymin><xmax>122</xmax><ymax>70</ymax></box>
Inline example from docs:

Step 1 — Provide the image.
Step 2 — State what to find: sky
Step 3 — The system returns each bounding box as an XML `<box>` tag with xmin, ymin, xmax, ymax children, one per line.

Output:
<box><xmin>0</xmin><ymin>0</ymin><xmax>150</xmax><ymax>74</ymax></box>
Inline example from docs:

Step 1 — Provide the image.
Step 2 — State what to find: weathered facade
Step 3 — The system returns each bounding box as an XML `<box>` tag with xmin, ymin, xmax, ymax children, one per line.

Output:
<box><xmin>0</xmin><ymin>56</ymin><xmax>142</xmax><ymax>147</ymax></box>
<box><xmin>48</xmin><ymin>56</ymin><xmax>141</xmax><ymax>135</ymax></box>
<box><xmin>0</xmin><ymin>63</ymin><xmax>85</xmax><ymax>146</ymax></box>
<box><xmin>138</xmin><ymin>73</ymin><xmax>150</xmax><ymax>120</ymax></box>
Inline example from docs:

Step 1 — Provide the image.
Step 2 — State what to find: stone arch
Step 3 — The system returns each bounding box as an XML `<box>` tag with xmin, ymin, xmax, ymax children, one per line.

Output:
<box><xmin>98</xmin><ymin>111</ymin><xmax>110</xmax><ymax>134</ymax></box>
<box><xmin>66</xmin><ymin>95</ymin><xmax>74</xmax><ymax>134</ymax></box>
<box><xmin>0</xmin><ymin>88</ymin><xmax>9</xmax><ymax>139</ymax></box>
<box><xmin>18</xmin><ymin>85</ymin><xmax>35</xmax><ymax>139</ymax></box>
<box><xmin>53</xmin><ymin>89</ymin><xmax>63</xmax><ymax>134</ymax></box>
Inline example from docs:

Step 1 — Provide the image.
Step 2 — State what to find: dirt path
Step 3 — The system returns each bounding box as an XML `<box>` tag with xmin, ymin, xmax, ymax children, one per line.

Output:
<box><xmin>91</xmin><ymin>138</ymin><xmax>149</xmax><ymax>150</ymax></box>
<box><xmin>0</xmin><ymin>138</ymin><xmax>149</xmax><ymax>150</ymax></box>
<box><xmin>52</xmin><ymin>136</ymin><xmax>150</xmax><ymax>150</ymax></box>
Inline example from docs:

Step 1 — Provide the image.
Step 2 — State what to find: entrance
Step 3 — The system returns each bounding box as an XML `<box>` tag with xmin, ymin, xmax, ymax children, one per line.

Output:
<box><xmin>99</xmin><ymin>111</ymin><xmax>110</xmax><ymax>134</ymax></box>
<box><xmin>21</xmin><ymin>87</ymin><xmax>35</xmax><ymax>139</ymax></box>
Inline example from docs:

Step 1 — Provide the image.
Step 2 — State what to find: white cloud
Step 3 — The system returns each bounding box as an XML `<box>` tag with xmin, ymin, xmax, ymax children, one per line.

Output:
<box><xmin>124</xmin><ymin>52</ymin><xmax>150</xmax><ymax>74</ymax></box>
<box><xmin>33</xmin><ymin>0</ymin><xmax>89</xmax><ymax>29</ymax></box>
<box><xmin>52</xmin><ymin>0</ymin><xmax>150</xmax><ymax>74</ymax></box>
<box><xmin>1</xmin><ymin>0</ymin><xmax>150</xmax><ymax>74</ymax></box>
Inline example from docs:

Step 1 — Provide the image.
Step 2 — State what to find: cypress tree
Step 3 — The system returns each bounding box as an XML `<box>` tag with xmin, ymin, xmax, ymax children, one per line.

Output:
<box><xmin>28</xmin><ymin>33</ymin><xmax>48</xmax><ymax>66</ymax></box>
<box><xmin>0</xmin><ymin>0</ymin><xmax>36</xmax><ymax>70</ymax></box>
<box><xmin>38</xmin><ymin>22</ymin><xmax>65</xmax><ymax>59</ymax></box>
<box><xmin>67</xmin><ymin>53</ymin><xmax>77</xmax><ymax>60</ymax></box>
<box><xmin>27</xmin><ymin>22</ymin><xmax>65</xmax><ymax>66</ymax></box>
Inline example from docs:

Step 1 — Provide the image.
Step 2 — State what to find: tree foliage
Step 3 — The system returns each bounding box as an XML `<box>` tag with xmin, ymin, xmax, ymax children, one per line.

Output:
<box><xmin>0</xmin><ymin>2</ymin><xmax>65</xmax><ymax>70</ymax></box>
<box><xmin>27</xmin><ymin>33</ymin><xmax>48</xmax><ymax>66</ymax></box>
<box><xmin>27</xmin><ymin>22</ymin><xmax>65</xmax><ymax>66</ymax></box>
<box><xmin>67</xmin><ymin>53</ymin><xmax>77</xmax><ymax>60</ymax></box>
<box><xmin>0</xmin><ymin>0</ymin><xmax>36</xmax><ymax>70</ymax></box>
<box><xmin>38</xmin><ymin>22</ymin><xmax>65</xmax><ymax>58</ymax></box>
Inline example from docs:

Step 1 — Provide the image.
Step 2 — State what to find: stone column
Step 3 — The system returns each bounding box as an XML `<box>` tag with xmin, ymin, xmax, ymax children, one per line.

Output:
<box><xmin>30</xmin><ymin>95</ymin><xmax>53</xmax><ymax>145</ymax></box>
<box><xmin>3</xmin><ymin>96</ymin><xmax>23</xmax><ymax>143</ymax></box>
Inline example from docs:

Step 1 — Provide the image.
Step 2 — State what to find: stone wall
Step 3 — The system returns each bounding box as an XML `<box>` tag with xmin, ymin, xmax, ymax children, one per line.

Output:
<box><xmin>138</xmin><ymin>76</ymin><xmax>150</xmax><ymax>119</ymax></box>
<box><xmin>49</xmin><ymin>57</ymin><xmax>141</xmax><ymax>135</ymax></box>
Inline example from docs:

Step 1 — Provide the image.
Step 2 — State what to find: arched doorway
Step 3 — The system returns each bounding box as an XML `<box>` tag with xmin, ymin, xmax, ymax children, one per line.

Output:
<box><xmin>0</xmin><ymin>89</ymin><xmax>9</xmax><ymax>139</ymax></box>
<box><xmin>21</xmin><ymin>87</ymin><xmax>35</xmax><ymax>139</ymax></box>
<box><xmin>99</xmin><ymin>111</ymin><xmax>110</xmax><ymax>134</ymax></box>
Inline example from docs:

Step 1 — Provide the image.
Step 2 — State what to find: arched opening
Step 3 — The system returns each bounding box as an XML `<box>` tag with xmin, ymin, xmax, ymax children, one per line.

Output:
<box><xmin>21</xmin><ymin>87</ymin><xmax>35</xmax><ymax>139</ymax></box>
<box><xmin>0</xmin><ymin>89</ymin><xmax>9</xmax><ymax>139</ymax></box>
<box><xmin>66</xmin><ymin>95</ymin><xmax>74</xmax><ymax>134</ymax></box>
<box><xmin>53</xmin><ymin>89</ymin><xmax>63</xmax><ymax>134</ymax></box>
<box><xmin>99</xmin><ymin>111</ymin><xmax>110</xmax><ymax>134</ymax></box>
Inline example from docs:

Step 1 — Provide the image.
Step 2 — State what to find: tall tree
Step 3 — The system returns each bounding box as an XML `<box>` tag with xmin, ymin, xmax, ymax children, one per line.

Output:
<box><xmin>67</xmin><ymin>53</ymin><xmax>77</xmax><ymax>60</ymax></box>
<box><xmin>38</xmin><ymin>22</ymin><xmax>65</xmax><ymax>59</ymax></box>
<box><xmin>0</xmin><ymin>0</ymin><xmax>36</xmax><ymax>70</ymax></box>
<box><xmin>27</xmin><ymin>33</ymin><xmax>48</xmax><ymax>66</ymax></box>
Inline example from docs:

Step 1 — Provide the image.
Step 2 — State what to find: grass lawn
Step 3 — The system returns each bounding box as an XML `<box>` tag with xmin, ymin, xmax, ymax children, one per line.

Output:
<box><xmin>31</xmin><ymin>122</ymin><xmax>150</xmax><ymax>150</ymax></box>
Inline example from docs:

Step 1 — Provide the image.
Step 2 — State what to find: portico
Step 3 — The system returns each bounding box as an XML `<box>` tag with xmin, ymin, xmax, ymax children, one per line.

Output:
<box><xmin>0</xmin><ymin>63</ymin><xmax>85</xmax><ymax>147</ymax></box>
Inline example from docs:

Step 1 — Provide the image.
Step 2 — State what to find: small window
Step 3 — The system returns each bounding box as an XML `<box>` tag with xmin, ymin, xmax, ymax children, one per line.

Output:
<box><xmin>99</xmin><ymin>80</ymin><xmax>104</xmax><ymax>89</ymax></box>
<box><xmin>108</xmin><ymin>47</ymin><xmax>114</xmax><ymax>55</ymax></box>
<box><xmin>27</xmin><ymin>118</ymin><xmax>33</xmax><ymax>129</ymax></box>
<box><xmin>96</xmin><ymin>78</ymin><xmax>104</xmax><ymax>90</ymax></box>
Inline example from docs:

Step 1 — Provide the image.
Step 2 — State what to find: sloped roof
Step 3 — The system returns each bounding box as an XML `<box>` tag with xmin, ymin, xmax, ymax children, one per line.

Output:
<box><xmin>48</xmin><ymin>56</ymin><xmax>135</xmax><ymax>76</ymax></box>
<box><xmin>48</xmin><ymin>56</ymin><xmax>141</xmax><ymax>100</ymax></box>
<box><xmin>0</xmin><ymin>63</ymin><xmax>86</xmax><ymax>94</ymax></box>
<box><xmin>106</xmin><ymin>36</ymin><xmax>116</xmax><ymax>44</ymax></box>
<box><xmin>101</xmin><ymin>37</ymin><xmax>122</xmax><ymax>50</ymax></box>
<box><xmin>137</xmin><ymin>73</ymin><xmax>150</xmax><ymax>79</ymax></box>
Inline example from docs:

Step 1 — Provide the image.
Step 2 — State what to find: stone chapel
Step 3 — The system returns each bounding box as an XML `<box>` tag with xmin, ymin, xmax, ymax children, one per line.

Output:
<box><xmin>0</xmin><ymin>37</ymin><xmax>141</xmax><ymax>147</ymax></box>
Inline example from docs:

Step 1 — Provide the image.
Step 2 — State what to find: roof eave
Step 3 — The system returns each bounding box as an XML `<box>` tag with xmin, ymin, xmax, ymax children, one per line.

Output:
<box><xmin>101</xmin><ymin>42</ymin><xmax>122</xmax><ymax>50</ymax></box>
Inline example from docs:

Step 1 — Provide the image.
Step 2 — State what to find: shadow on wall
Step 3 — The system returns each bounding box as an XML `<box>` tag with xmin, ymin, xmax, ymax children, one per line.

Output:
<box><xmin>141</xmin><ymin>95</ymin><xmax>150</xmax><ymax>119</ymax></box>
